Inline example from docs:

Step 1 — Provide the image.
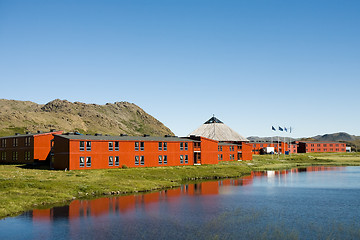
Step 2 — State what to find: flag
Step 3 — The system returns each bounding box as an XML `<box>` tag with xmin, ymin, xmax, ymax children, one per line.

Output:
<box><xmin>284</xmin><ymin>127</ymin><xmax>288</xmax><ymax>132</ymax></box>
<box><xmin>279</xmin><ymin>126</ymin><xmax>283</xmax><ymax>131</ymax></box>
<box><xmin>272</xmin><ymin>126</ymin><xmax>276</xmax><ymax>131</ymax></box>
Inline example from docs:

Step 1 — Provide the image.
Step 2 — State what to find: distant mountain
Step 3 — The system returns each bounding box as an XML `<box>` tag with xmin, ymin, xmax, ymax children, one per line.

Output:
<box><xmin>0</xmin><ymin>99</ymin><xmax>174</xmax><ymax>137</ymax></box>
<box><xmin>312</xmin><ymin>132</ymin><xmax>359</xmax><ymax>142</ymax></box>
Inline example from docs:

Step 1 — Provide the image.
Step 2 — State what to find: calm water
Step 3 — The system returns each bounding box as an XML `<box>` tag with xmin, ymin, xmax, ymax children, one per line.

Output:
<box><xmin>1</xmin><ymin>166</ymin><xmax>360</xmax><ymax>240</ymax></box>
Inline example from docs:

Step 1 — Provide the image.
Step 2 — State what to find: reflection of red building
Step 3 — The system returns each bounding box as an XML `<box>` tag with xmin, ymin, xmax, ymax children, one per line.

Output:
<box><xmin>32</xmin><ymin>178</ymin><xmax>253</xmax><ymax>222</ymax></box>
<box><xmin>32</xmin><ymin>165</ymin><xmax>344</xmax><ymax>223</ymax></box>
<box><xmin>0</xmin><ymin>130</ymin><xmax>63</xmax><ymax>163</ymax></box>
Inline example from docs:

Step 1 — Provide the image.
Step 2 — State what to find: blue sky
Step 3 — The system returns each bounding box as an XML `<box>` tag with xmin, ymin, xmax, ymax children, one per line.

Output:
<box><xmin>0</xmin><ymin>0</ymin><xmax>359</xmax><ymax>138</ymax></box>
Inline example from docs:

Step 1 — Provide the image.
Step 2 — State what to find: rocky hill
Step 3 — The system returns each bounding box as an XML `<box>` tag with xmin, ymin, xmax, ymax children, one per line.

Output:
<box><xmin>0</xmin><ymin>99</ymin><xmax>174</xmax><ymax>137</ymax></box>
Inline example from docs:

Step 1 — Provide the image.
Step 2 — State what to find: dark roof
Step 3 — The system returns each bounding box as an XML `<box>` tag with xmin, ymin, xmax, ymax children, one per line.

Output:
<box><xmin>55</xmin><ymin>134</ymin><xmax>197</xmax><ymax>142</ymax></box>
<box><xmin>0</xmin><ymin>131</ymin><xmax>61</xmax><ymax>139</ymax></box>
<box><xmin>204</xmin><ymin>116</ymin><xmax>223</xmax><ymax>124</ymax></box>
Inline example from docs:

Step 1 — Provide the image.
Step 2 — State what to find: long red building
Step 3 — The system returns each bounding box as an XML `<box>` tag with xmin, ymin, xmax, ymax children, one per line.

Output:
<box><xmin>53</xmin><ymin>133</ymin><xmax>253</xmax><ymax>170</ymax></box>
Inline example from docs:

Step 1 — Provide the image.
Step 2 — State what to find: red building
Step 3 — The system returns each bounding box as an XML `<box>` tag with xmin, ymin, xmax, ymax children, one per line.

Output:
<box><xmin>52</xmin><ymin>132</ymin><xmax>253</xmax><ymax>170</ymax></box>
<box><xmin>0</xmin><ymin>130</ymin><xmax>63</xmax><ymax>164</ymax></box>
<box><xmin>298</xmin><ymin>141</ymin><xmax>346</xmax><ymax>153</ymax></box>
<box><xmin>250</xmin><ymin>141</ymin><xmax>289</xmax><ymax>155</ymax></box>
<box><xmin>53</xmin><ymin>134</ymin><xmax>197</xmax><ymax>170</ymax></box>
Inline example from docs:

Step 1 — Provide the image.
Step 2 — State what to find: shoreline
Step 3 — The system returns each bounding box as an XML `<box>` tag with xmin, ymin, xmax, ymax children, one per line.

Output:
<box><xmin>1</xmin><ymin>152</ymin><xmax>360</xmax><ymax>220</ymax></box>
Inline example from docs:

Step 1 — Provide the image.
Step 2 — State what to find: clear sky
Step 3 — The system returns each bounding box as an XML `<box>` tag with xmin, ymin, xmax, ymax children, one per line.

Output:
<box><xmin>0</xmin><ymin>0</ymin><xmax>359</xmax><ymax>138</ymax></box>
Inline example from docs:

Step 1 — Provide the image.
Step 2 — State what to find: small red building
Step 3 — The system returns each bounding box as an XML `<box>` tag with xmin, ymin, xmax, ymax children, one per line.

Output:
<box><xmin>298</xmin><ymin>141</ymin><xmax>346</xmax><ymax>153</ymax></box>
<box><xmin>0</xmin><ymin>130</ymin><xmax>63</xmax><ymax>164</ymax></box>
<box><xmin>250</xmin><ymin>141</ymin><xmax>289</xmax><ymax>155</ymax></box>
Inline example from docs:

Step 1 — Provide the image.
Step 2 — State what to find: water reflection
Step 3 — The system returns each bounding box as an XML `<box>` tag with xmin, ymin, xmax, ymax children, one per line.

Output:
<box><xmin>32</xmin><ymin>166</ymin><xmax>343</xmax><ymax>222</ymax></box>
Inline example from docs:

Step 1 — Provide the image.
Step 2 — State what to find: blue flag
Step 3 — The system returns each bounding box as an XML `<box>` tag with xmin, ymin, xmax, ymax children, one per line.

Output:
<box><xmin>279</xmin><ymin>126</ymin><xmax>283</xmax><ymax>131</ymax></box>
<box><xmin>272</xmin><ymin>126</ymin><xmax>276</xmax><ymax>131</ymax></box>
<box><xmin>284</xmin><ymin>127</ymin><xmax>288</xmax><ymax>132</ymax></box>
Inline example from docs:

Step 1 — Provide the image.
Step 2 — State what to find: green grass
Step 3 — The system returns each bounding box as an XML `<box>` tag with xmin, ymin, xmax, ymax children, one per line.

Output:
<box><xmin>1</xmin><ymin>152</ymin><xmax>360</xmax><ymax>219</ymax></box>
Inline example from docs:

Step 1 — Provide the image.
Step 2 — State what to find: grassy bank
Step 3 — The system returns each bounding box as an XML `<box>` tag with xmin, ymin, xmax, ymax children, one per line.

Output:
<box><xmin>1</xmin><ymin>152</ymin><xmax>360</xmax><ymax>219</ymax></box>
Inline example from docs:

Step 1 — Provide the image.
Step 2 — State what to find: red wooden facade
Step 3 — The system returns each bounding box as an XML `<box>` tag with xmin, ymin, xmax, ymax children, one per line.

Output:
<box><xmin>0</xmin><ymin>130</ymin><xmax>63</xmax><ymax>163</ymax></box>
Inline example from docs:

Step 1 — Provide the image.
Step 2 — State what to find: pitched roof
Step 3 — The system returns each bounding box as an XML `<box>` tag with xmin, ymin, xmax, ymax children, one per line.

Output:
<box><xmin>188</xmin><ymin>116</ymin><xmax>249</xmax><ymax>142</ymax></box>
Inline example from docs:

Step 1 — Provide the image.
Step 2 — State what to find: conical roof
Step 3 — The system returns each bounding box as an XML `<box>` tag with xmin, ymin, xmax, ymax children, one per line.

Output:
<box><xmin>188</xmin><ymin>116</ymin><xmax>249</xmax><ymax>142</ymax></box>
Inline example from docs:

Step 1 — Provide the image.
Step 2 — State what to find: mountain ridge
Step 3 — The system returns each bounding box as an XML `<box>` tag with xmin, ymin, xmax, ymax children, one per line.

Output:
<box><xmin>0</xmin><ymin>99</ymin><xmax>174</xmax><ymax>137</ymax></box>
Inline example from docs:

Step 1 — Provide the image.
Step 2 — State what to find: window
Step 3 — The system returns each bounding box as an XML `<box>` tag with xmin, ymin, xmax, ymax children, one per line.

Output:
<box><xmin>180</xmin><ymin>142</ymin><xmax>184</xmax><ymax>151</ymax></box>
<box><xmin>80</xmin><ymin>141</ymin><xmax>85</xmax><ymax>151</ymax></box>
<box><xmin>86</xmin><ymin>157</ymin><xmax>91</xmax><ymax>167</ymax></box>
<box><xmin>158</xmin><ymin>142</ymin><xmax>162</xmax><ymax>151</ymax></box>
<box><xmin>230</xmin><ymin>154</ymin><xmax>232</xmax><ymax>160</ymax></box>
<box><xmin>163</xmin><ymin>155</ymin><xmax>167</xmax><ymax>164</ymax></box>
<box><xmin>115</xmin><ymin>142</ymin><xmax>119</xmax><ymax>151</ymax></box>
<box><xmin>158</xmin><ymin>155</ymin><xmax>162</xmax><ymax>164</ymax></box>
<box><xmin>80</xmin><ymin>157</ymin><xmax>85</xmax><ymax>167</ymax></box>
<box><xmin>86</xmin><ymin>141</ymin><xmax>91</xmax><ymax>151</ymax></box>
<box><xmin>24</xmin><ymin>151</ymin><xmax>31</xmax><ymax>161</ymax></box>
<box><xmin>218</xmin><ymin>146</ymin><xmax>223</xmax><ymax>151</ymax></box>
<box><xmin>109</xmin><ymin>142</ymin><xmax>113</xmax><ymax>151</ymax></box>
<box><xmin>140</xmin><ymin>142</ymin><xmax>144</xmax><ymax>151</ymax></box>
<box><xmin>180</xmin><ymin>155</ymin><xmax>184</xmax><ymax>164</ymax></box>
<box><xmin>163</xmin><ymin>142</ymin><xmax>167</xmax><ymax>151</ymax></box>
<box><xmin>218</xmin><ymin>154</ymin><xmax>221</xmax><ymax>160</ymax></box>
<box><xmin>135</xmin><ymin>142</ymin><xmax>139</xmax><ymax>151</ymax></box>
<box><xmin>140</xmin><ymin>156</ymin><xmax>145</xmax><ymax>165</ymax></box>
<box><xmin>1</xmin><ymin>152</ymin><xmax>6</xmax><ymax>161</ymax></box>
<box><xmin>1</xmin><ymin>139</ymin><xmax>6</xmax><ymax>147</ymax></box>
<box><xmin>185</xmin><ymin>155</ymin><xmax>188</xmax><ymax>164</ymax></box>
<box><xmin>135</xmin><ymin>156</ymin><xmax>139</xmax><ymax>165</ymax></box>
<box><xmin>184</xmin><ymin>142</ymin><xmax>188</xmax><ymax>150</ymax></box>
<box><xmin>115</xmin><ymin>156</ymin><xmax>119</xmax><ymax>166</ymax></box>
<box><xmin>25</xmin><ymin>137</ymin><xmax>30</xmax><ymax>146</ymax></box>
<box><xmin>323</xmin><ymin>144</ymin><xmax>327</xmax><ymax>147</ymax></box>
<box><xmin>109</xmin><ymin>156</ymin><xmax>113</xmax><ymax>166</ymax></box>
<box><xmin>12</xmin><ymin>152</ymin><xmax>18</xmax><ymax>161</ymax></box>
<box><xmin>13</xmin><ymin>138</ymin><xmax>18</xmax><ymax>147</ymax></box>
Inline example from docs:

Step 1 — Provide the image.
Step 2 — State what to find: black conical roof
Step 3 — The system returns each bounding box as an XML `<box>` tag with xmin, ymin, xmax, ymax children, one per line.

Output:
<box><xmin>204</xmin><ymin>116</ymin><xmax>223</xmax><ymax>124</ymax></box>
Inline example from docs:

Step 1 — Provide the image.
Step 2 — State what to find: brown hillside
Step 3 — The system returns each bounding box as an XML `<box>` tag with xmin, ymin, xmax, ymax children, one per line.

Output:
<box><xmin>0</xmin><ymin>99</ymin><xmax>174</xmax><ymax>137</ymax></box>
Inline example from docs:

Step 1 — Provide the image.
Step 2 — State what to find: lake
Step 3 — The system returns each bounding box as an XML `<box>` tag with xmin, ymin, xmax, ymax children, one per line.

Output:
<box><xmin>1</xmin><ymin>166</ymin><xmax>360</xmax><ymax>239</ymax></box>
